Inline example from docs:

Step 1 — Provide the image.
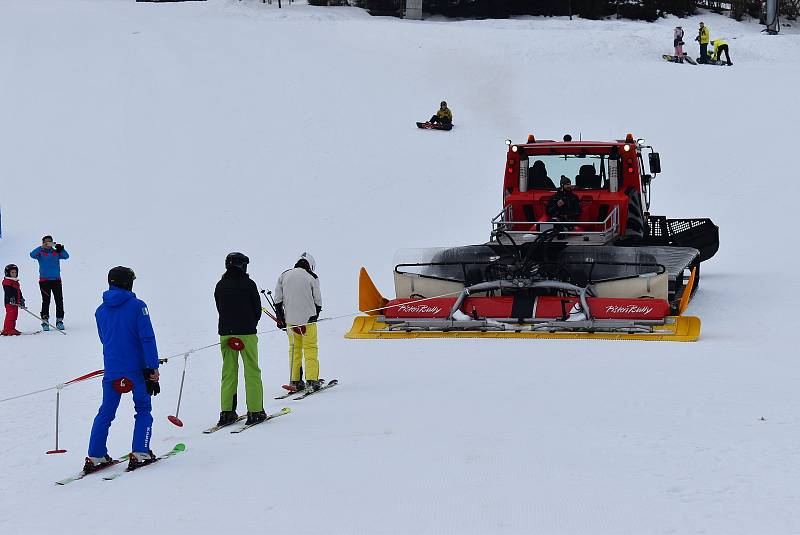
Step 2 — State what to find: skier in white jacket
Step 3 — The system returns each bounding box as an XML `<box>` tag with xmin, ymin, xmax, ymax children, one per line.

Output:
<box><xmin>274</xmin><ymin>252</ymin><xmax>323</xmax><ymax>392</ymax></box>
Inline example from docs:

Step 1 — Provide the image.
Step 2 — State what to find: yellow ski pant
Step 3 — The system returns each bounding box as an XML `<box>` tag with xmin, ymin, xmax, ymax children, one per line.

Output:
<box><xmin>288</xmin><ymin>323</ymin><xmax>319</xmax><ymax>381</ymax></box>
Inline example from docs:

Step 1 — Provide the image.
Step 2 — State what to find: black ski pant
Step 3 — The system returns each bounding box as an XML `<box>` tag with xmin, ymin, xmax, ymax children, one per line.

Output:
<box><xmin>699</xmin><ymin>43</ymin><xmax>708</xmax><ymax>63</ymax></box>
<box><xmin>716</xmin><ymin>44</ymin><xmax>732</xmax><ymax>65</ymax></box>
<box><xmin>430</xmin><ymin>115</ymin><xmax>452</xmax><ymax>126</ymax></box>
<box><xmin>39</xmin><ymin>280</ymin><xmax>64</xmax><ymax>321</ymax></box>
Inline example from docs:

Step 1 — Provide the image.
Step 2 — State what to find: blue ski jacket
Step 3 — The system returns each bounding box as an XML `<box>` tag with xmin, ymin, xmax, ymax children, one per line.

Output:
<box><xmin>95</xmin><ymin>286</ymin><xmax>159</xmax><ymax>373</ymax></box>
<box><xmin>30</xmin><ymin>246</ymin><xmax>69</xmax><ymax>280</ymax></box>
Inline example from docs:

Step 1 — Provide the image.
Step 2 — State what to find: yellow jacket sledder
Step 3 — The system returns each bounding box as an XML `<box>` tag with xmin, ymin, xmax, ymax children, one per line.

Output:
<box><xmin>346</xmin><ymin>134</ymin><xmax>717</xmax><ymax>342</ymax></box>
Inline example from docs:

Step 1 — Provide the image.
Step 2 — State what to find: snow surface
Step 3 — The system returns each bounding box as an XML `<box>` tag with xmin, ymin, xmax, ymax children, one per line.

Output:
<box><xmin>1</xmin><ymin>1</ymin><xmax>800</xmax><ymax>533</ymax></box>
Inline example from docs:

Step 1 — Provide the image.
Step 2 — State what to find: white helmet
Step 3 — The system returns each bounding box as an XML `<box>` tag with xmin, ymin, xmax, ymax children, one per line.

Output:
<box><xmin>298</xmin><ymin>252</ymin><xmax>316</xmax><ymax>272</ymax></box>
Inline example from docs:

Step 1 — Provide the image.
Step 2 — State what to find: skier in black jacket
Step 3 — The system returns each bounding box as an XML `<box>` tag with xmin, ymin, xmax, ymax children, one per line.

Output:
<box><xmin>213</xmin><ymin>252</ymin><xmax>265</xmax><ymax>426</ymax></box>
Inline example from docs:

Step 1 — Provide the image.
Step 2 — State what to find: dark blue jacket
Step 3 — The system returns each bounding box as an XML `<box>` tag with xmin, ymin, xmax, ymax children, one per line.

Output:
<box><xmin>95</xmin><ymin>286</ymin><xmax>159</xmax><ymax>373</ymax></box>
<box><xmin>30</xmin><ymin>246</ymin><xmax>69</xmax><ymax>280</ymax></box>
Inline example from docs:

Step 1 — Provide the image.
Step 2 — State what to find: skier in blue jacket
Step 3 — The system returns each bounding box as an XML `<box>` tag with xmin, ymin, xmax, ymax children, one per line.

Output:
<box><xmin>85</xmin><ymin>266</ymin><xmax>161</xmax><ymax>473</ymax></box>
<box><xmin>29</xmin><ymin>235</ymin><xmax>69</xmax><ymax>330</ymax></box>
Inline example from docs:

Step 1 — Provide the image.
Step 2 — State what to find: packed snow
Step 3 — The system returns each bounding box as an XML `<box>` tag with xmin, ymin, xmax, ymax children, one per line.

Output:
<box><xmin>1</xmin><ymin>1</ymin><xmax>799</xmax><ymax>533</ymax></box>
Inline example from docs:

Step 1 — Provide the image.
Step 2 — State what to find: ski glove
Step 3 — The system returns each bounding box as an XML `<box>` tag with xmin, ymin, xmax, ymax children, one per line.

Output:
<box><xmin>55</xmin><ymin>243</ymin><xmax>64</xmax><ymax>253</ymax></box>
<box><xmin>275</xmin><ymin>303</ymin><xmax>286</xmax><ymax>330</ymax></box>
<box><xmin>143</xmin><ymin>368</ymin><xmax>160</xmax><ymax>396</ymax></box>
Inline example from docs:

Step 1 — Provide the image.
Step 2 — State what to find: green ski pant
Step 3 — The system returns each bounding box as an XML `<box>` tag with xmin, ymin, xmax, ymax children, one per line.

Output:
<box><xmin>219</xmin><ymin>334</ymin><xmax>263</xmax><ymax>413</ymax></box>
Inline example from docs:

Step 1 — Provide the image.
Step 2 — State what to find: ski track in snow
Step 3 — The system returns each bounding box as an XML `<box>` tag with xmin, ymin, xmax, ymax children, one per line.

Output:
<box><xmin>1</xmin><ymin>1</ymin><xmax>800</xmax><ymax>534</ymax></box>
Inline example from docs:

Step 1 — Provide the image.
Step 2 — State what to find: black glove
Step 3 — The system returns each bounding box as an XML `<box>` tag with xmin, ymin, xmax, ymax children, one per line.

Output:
<box><xmin>143</xmin><ymin>368</ymin><xmax>160</xmax><ymax>396</ymax></box>
<box><xmin>275</xmin><ymin>303</ymin><xmax>286</xmax><ymax>329</ymax></box>
<box><xmin>309</xmin><ymin>305</ymin><xmax>322</xmax><ymax>323</ymax></box>
<box><xmin>19</xmin><ymin>299</ymin><xmax>25</xmax><ymax>308</ymax></box>
<box><xmin>55</xmin><ymin>243</ymin><xmax>64</xmax><ymax>253</ymax></box>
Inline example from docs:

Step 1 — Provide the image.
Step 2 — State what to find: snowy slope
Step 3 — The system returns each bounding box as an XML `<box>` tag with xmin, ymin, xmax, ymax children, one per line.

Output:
<box><xmin>1</xmin><ymin>1</ymin><xmax>800</xmax><ymax>533</ymax></box>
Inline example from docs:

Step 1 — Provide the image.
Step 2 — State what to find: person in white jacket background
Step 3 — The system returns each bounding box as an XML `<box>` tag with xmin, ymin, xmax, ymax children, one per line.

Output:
<box><xmin>274</xmin><ymin>252</ymin><xmax>323</xmax><ymax>392</ymax></box>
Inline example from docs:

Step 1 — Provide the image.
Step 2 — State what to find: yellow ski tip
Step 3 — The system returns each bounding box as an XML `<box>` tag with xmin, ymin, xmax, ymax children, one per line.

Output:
<box><xmin>358</xmin><ymin>267</ymin><xmax>388</xmax><ymax>316</ymax></box>
<box><xmin>345</xmin><ymin>315</ymin><xmax>701</xmax><ymax>342</ymax></box>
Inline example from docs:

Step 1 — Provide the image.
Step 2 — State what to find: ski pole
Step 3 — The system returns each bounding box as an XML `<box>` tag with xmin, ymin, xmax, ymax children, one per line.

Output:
<box><xmin>17</xmin><ymin>305</ymin><xmax>66</xmax><ymax>336</ymax></box>
<box><xmin>46</xmin><ymin>386</ymin><xmax>67</xmax><ymax>454</ymax></box>
<box><xmin>259</xmin><ymin>288</ymin><xmax>277</xmax><ymax>314</ymax></box>
<box><xmin>168</xmin><ymin>353</ymin><xmax>189</xmax><ymax>427</ymax></box>
<box><xmin>266</xmin><ymin>291</ymin><xmax>277</xmax><ymax>311</ymax></box>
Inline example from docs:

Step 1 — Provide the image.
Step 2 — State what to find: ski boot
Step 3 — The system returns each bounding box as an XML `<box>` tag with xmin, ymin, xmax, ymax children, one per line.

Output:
<box><xmin>56</xmin><ymin>319</ymin><xmax>65</xmax><ymax>330</ymax></box>
<box><xmin>216</xmin><ymin>410</ymin><xmax>238</xmax><ymax>426</ymax></box>
<box><xmin>245</xmin><ymin>410</ymin><xmax>267</xmax><ymax>425</ymax></box>
<box><xmin>306</xmin><ymin>379</ymin><xmax>323</xmax><ymax>393</ymax></box>
<box><xmin>42</xmin><ymin>322</ymin><xmax>50</xmax><ymax>332</ymax></box>
<box><xmin>128</xmin><ymin>450</ymin><xmax>157</xmax><ymax>471</ymax></box>
<box><xmin>83</xmin><ymin>454</ymin><xmax>114</xmax><ymax>474</ymax></box>
<box><xmin>289</xmin><ymin>380</ymin><xmax>306</xmax><ymax>392</ymax></box>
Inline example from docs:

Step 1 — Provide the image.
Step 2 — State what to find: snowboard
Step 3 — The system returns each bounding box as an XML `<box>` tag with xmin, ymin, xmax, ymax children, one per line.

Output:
<box><xmin>662</xmin><ymin>54</ymin><xmax>696</xmax><ymax>65</ymax></box>
<box><xmin>697</xmin><ymin>58</ymin><xmax>731</xmax><ymax>66</ymax></box>
<box><xmin>417</xmin><ymin>121</ymin><xmax>453</xmax><ymax>131</ymax></box>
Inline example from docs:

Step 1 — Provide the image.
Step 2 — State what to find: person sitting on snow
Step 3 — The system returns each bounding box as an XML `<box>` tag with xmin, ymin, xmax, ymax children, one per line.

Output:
<box><xmin>546</xmin><ymin>176</ymin><xmax>582</xmax><ymax>224</ymax></box>
<box><xmin>430</xmin><ymin>101</ymin><xmax>453</xmax><ymax>126</ymax></box>
<box><xmin>2</xmin><ymin>264</ymin><xmax>25</xmax><ymax>336</ymax></box>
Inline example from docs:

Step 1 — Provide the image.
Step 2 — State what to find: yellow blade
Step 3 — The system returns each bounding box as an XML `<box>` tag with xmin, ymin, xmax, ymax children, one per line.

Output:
<box><xmin>677</xmin><ymin>266</ymin><xmax>698</xmax><ymax>316</ymax></box>
<box><xmin>359</xmin><ymin>267</ymin><xmax>388</xmax><ymax>316</ymax></box>
<box><xmin>345</xmin><ymin>315</ymin><xmax>701</xmax><ymax>342</ymax></box>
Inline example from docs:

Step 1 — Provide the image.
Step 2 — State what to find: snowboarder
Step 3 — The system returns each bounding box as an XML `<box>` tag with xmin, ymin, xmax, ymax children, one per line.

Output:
<box><xmin>695</xmin><ymin>22</ymin><xmax>710</xmax><ymax>63</ymax></box>
<box><xmin>214</xmin><ymin>252</ymin><xmax>265</xmax><ymax>426</ymax></box>
<box><xmin>710</xmin><ymin>39</ymin><xmax>733</xmax><ymax>66</ymax></box>
<box><xmin>2</xmin><ymin>264</ymin><xmax>24</xmax><ymax>336</ymax></box>
<box><xmin>29</xmin><ymin>235</ymin><xmax>69</xmax><ymax>331</ymax></box>
<box><xmin>673</xmin><ymin>26</ymin><xmax>685</xmax><ymax>63</ymax></box>
<box><xmin>274</xmin><ymin>252</ymin><xmax>323</xmax><ymax>392</ymax></box>
<box><xmin>546</xmin><ymin>176</ymin><xmax>582</xmax><ymax>224</ymax></box>
<box><xmin>430</xmin><ymin>101</ymin><xmax>453</xmax><ymax>127</ymax></box>
<box><xmin>85</xmin><ymin>266</ymin><xmax>161</xmax><ymax>473</ymax></box>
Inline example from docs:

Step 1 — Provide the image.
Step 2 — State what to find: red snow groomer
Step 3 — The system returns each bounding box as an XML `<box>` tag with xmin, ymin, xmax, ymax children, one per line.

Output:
<box><xmin>347</xmin><ymin>134</ymin><xmax>719</xmax><ymax>342</ymax></box>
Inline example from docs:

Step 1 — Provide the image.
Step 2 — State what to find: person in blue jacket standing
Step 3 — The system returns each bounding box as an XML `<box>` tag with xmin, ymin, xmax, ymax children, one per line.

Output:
<box><xmin>29</xmin><ymin>235</ymin><xmax>69</xmax><ymax>330</ymax></box>
<box><xmin>84</xmin><ymin>266</ymin><xmax>161</xmax><ymax>473</ymax></box>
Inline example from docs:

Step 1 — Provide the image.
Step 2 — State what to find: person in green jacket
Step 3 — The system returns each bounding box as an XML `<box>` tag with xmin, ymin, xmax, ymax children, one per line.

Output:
<box><xmin>695</xmin><ymin>22</ymin><xmax>710</xmax><ymax>63</ymax></box>
<box><xmin>711</xmin><ymin>39</ymin><xmax>733</xmax><ymax>66</ymax></box>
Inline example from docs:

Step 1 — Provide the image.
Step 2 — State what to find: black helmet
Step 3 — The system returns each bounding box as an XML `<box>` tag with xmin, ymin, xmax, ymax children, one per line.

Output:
<box><xmin>108</xmin><ymin>266</ymin><xmax>136</xmax><ymax>291</ymax></box>
<box><xmin>225</xmin><ymin>252</ymin><xmax>249</xmax><ymax>273</ymax></box>
<box><xmin>440</xmin><ymin>100</ymin><xmax>447</xmax><ymax>107</ymax></box>
<box><xmin>4</xmin><ymin>264</ymin><xmax>18</xmax><ymax>277</ymax></box>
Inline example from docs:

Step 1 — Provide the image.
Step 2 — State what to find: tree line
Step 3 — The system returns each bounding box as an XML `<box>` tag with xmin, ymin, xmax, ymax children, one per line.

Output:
<box><xmin>309</xmin><ymin>0</ymin><xmax>793</xmax><ymax>22</ymax></box>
